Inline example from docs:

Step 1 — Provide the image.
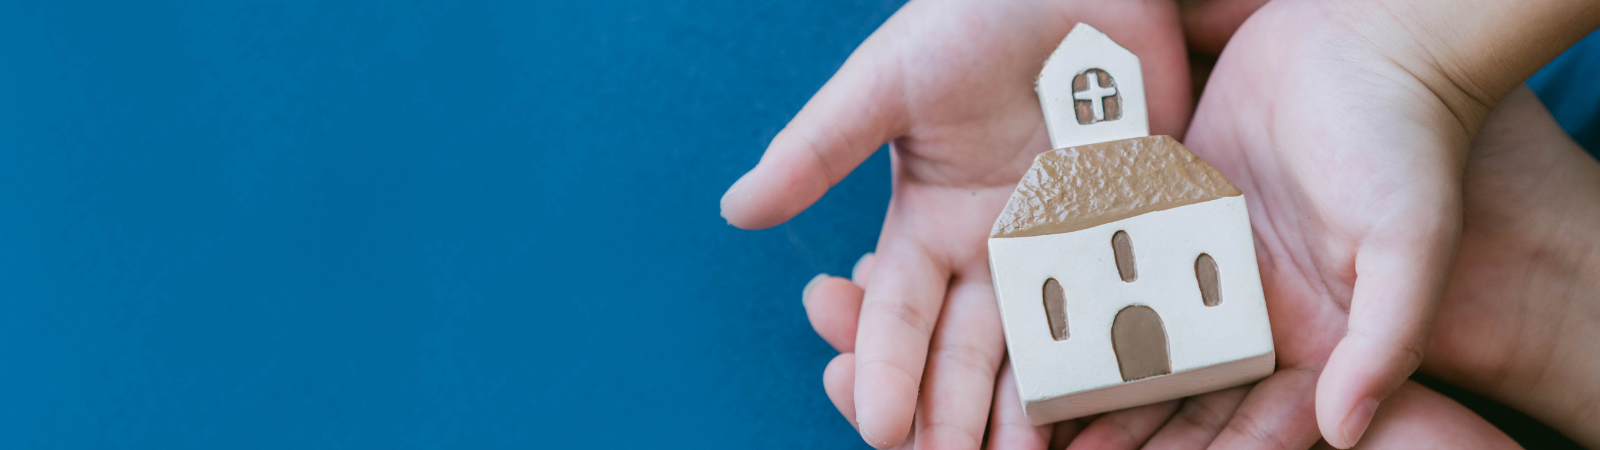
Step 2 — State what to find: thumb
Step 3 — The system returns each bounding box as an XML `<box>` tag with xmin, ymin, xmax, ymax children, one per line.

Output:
<box><xmin>1316</xmin><ymin>218</ymin><xmax>1459</xmax><ymax>448</ymax></box>
<box><xmin>719</xmin><ymin>27</ymin><xmax>908</xmax><ymax>229</ymax></box>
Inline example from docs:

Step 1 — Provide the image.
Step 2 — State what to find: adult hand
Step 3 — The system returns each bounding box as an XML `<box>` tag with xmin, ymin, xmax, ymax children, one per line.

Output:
<box><xmin>1164</xmin><ymin>0</ymin><xmax>1597</xmax><ymax>445</ymax></box>
<box><xmin>808</xmin><ymin>248</ymin><xmax>1520</xmax><ymax>450</ymax></box>
<box><xmin>723</xmin><ymin>0</ymin><xmax>1192</xmax><ymax>447</ymax></box>
<box><xmin>1053</xmin><ymin>79</ymin><xmax>1595</xmax><ymax>450</ymax></box>
<box><xmin>1308</xmin><ymin>381</ymin><xmax>1520</xmax><ymax>450</ymax></box>
<box><xmin>1023</xmin><ymin>86</ymin><xmax>1596</xmax><ymax>450</ymax></box>
<box><xmin>1157</xmin><ymin>0</ymin><xmax>1471</xmax><ymax>446</ymax></box>
<box><xmin>1420</xmin><ymin>86</ymin><xmax>1600</xmax><ymax>447</ymax></box>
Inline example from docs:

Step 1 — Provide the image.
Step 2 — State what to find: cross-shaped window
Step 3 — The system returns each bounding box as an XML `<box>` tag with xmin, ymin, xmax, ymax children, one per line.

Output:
<box><xmin>1071</xmin><ymin>69</ymin><xmax>1121</xmax><ymax>125</ymax></box>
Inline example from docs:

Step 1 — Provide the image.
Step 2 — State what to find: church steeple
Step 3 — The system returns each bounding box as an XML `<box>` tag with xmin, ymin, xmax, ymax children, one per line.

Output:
<box><xmin>1035</xmin><ymin>23</ymin><xmax>1150</xmax><ymax>149</ymax></box>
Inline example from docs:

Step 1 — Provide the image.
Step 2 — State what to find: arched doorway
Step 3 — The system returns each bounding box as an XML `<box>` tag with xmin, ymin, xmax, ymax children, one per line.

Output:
<box><xmin>1111</xmin><ymin>305</ymin><xmax>1171</xmax><ymax>382</ymax></box>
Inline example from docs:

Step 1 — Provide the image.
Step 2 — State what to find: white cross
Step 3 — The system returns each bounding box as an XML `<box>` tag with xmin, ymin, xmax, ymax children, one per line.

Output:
<box><xmin>1072</xmin><ymin>72</ymin><xmax>1118</xmax><ymax>122</ymax></box>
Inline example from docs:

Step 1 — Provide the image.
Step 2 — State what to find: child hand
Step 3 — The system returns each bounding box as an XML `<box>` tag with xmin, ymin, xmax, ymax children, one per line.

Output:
<box><xmin>721</xmin><ymin>0</ymin><xmax>1194</xmax><ymax>447</ymax></box>
<box><xmin>1030</xmin><ymin>86</ymin><xmax>1591</xmax><ymax>450</ymax></box>
<box><xmin>1173</xmin><ymin>0</ymin><xmax>1597</xmax><ymax>446</ymax></box>
<box><xmin>810</xmin><ymin>254</ymin><xmax>1521</xmax><ymax>450</ymax></box>
<box><xmin>805</xmin><ymin>87</ymin><xmax>1578</xmax><ymax>450</ymax></box>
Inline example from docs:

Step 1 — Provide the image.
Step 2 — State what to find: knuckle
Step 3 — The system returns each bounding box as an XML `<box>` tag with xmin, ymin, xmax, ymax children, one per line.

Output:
<box><xmin>864</xmin><ymin>298</ymin><xmax>937</xmax><ymax>338</ymax></box>
<box><xmin>856</xmin><ymin>357</ymin><xmax>922</xmax><ymax>390</ymax></box>
<box><xmin>1349</xmin><ymin>327</ymin><xmax>1427</xmax><ymax>371</ymax></box>
<box><xmin>1172</xmin><ymin>402</ymin><xmax>1219</xmax><ymax>431</ymax></box>
<box><xmin>1107</xmin><ymin>420</ymin><xmax>1144</xmax><ymax>448</ymax></box>
<box><xmin>1219</xmin><ymin>409</ymin><xmax>1294</xmax><ymax>449</ymax></box>
<box><xmin>915</xmin><ymin>421</ymin><xmax>983</xmax><ymax>450</ymax></box>
<box><xmin>928</xmin><ymin>341</ymin><xmax>999</xmax><ymax>378</ymax></box>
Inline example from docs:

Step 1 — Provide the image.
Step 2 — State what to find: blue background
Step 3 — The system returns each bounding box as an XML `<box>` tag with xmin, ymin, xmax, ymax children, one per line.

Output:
<box><xmin>0</xmin><ymin>1</ymin><xmax>1593</xmax><ymax>448</ymax></box>
<box><xmin>0</xmin><ymin>0</ymin><xmax>898</xmax><ymax>448</ymax></box>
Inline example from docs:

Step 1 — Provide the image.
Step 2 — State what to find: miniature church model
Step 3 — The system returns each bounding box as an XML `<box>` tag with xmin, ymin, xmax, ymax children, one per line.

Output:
<box><xmin>988</xmin><ymin>23</ymin><xmax>1275</xmax><ymax>425</ymax></box>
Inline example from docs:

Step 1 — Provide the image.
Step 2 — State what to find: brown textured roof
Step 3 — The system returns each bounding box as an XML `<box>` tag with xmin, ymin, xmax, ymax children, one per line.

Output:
<box><xmin>990</xmin><ymin>135</ymin><xmax>1241</xmax><ymax>239</ymax></box>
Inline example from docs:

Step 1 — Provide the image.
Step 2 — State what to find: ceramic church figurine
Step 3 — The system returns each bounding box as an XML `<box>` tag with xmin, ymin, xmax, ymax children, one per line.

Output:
<box><xmin>988</xmin><ymin>23</ymin><xmax>1275</xmax><ymax>425</ymax></box>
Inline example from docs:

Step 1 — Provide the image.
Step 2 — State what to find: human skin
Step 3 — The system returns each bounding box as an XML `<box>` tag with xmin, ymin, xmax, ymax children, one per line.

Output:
<box><xmin>808</xmin><ymin>86</ymin><xmax>1581</xmax><ymax>450</ymax></box>
<box><xmin>729</xmin><ymin>0</ymin><xmax>1600</xmax><ymax>447</ymax></box>
<box><xmin>810</xmin><ymin>278</ymin><xmax>1522</xmax><ymax>450</ymax></box>
<box><xmin>1038</xmin><ymin>0</ymin><xmax>1600</xmax><ymax>442</ymax></box>
<box><xmin>1309</xmin><ymin>381</ymin><xmax>1522</xmax><ymax>450</ymax></box>
<box><xmin>1149</xmin><ymin>0</ymin><xmax>1600</xmax><ymax>447</ymax></box>
<box><xmin>1418</xmin><ymin>87</ymin><xmax>1600</xmax><ymax>447</ymax></box>
<box><xmin>1037</xmin><ymin>85</ymin><xmax>1596</xmax><ymax>450</ymax></box>
<box><xmin>724</xmin><ymin>0</ymin><xmax>1193</xmax><ymax>447</ymax></box>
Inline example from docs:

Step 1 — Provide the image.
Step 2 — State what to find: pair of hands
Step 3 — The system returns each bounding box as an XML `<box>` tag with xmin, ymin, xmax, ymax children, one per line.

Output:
<box><xmin>806</xmin><ymin>85</ymin><xmax>1600</xmax><ymax>449</ymax></box>
<box><xmin>723</xmin><ymin>0</ymin><xmax>1547</xmax><ymax>447</ymax></box>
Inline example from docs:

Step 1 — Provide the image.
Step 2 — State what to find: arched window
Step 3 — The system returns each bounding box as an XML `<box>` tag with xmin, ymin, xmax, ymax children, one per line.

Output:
<box><xmin>1111</xmin><ymin>230</ymin><xmax>1137</xmax><ymax>282</ymax></box>
<box><xmin>1195</xmin><ymin>253</ymin><xmax>1222</xmax><ymax>306</ymax></box>
<box><xmin>1072</xmin><ymin>68</ymin><xmax>1122</xmax><ymax>125</ymax></box>
<box><xmin>1042</xmin><ymin>278</ymin><xmax>1069</xmax><ymax>341</ymax></box>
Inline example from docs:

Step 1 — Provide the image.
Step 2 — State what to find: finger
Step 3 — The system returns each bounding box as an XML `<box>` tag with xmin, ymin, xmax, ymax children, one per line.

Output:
<box><xmin>1064</xmin><ymin>401</ymin><xmax>1181</xmax><ymax>450</ymax></box>
<box><xmin>1143</xmin><ymin>386</ymin><xmax>1249</xmax><ymax>449</ymax></box>
<box><xmin>854</xmin><ymin>242</ymin><xmax>951</xmax><ymax>448</ymax></box>
<box><xmin>892</xmin><ymin>430</ymin><xmax>917</xmax><ymax>450</ymax></box>
<box><xmin>719</xmin><ymin>27</ymin><xmax>909</xmax><ymax>230</ymax></box>
<box><xmin>1309</xmin><ymin>382</ymin><xmax>1518</xmax><ymax>450</ymax></box>
<box><xmin>913</xmin><ymin>277</ymin><xmax>1006</xmax><ymax>450</ymax></box>
<box><xmin>1318</xmin><ymin>227</ymin><xmax>1457</xmax><ymax>448</ymax></box>
<box><xmin>1049</xmin><ymin>420</ymin><xmax>1087</xmax><ymax>450</ymax></box>
<box><xmin>804</xmin><ymin>275</ymin><xmax>865</xmax><ymax>353</ymax></box>
<box><xmin>985</xmin><ymin>361</ymin><xmax>1051</xmax><ymax>450</ymax></box>
<box><xmin>1207</xmin><ymin>368</ymin><xmax>1321</xmax><ymax>450</ymax></box>
<box><xmin>825</xmin><ymin>353</ymin><xmax>859</xmax><ymax>427</ymax></box>
<box><xmin>853</xmin><ymin>252</ymin><xmax>876</xmax><ymax>286</ymax></box>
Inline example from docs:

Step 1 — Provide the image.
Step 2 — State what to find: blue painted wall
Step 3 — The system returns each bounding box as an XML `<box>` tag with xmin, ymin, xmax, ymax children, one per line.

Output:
<box><xmin>0</xmin><ymin>1</ymin><xmax>898</xmax><ymax>447</ymax></box>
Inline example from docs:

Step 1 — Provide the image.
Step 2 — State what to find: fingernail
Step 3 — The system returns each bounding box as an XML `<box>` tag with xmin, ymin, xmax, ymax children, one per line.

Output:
<box><xmin>719</xmin><ymin>173</ymin><xmax>752</xmax><ymax>222</ymax></box>
<box><xmin>851</xmin><ymin>253</ymin><xmax>873</xmax><ymax>282</ymax></box>
<box><xmin>803</xmin><ymin>273</ymin><xmax>828</xmax><ymax>301</ymax></box>
<box><xmin>858</xmin><ymin>424</ymin><xmax>888</xmax><ymax>449</ymax></box>
<box><xmin>1340</xmin><ymin>398</ymin><xmax>1379</xmax><ymax>447</ymax></box>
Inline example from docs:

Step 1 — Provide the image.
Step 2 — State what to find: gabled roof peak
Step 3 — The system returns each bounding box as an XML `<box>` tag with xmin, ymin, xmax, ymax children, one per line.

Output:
<box><xmin>990</xmin><ymin>136</ymin><xmax>1241</xmax><ymax>239</ymax></box>
<box><xmin>1036</xmin><ymin>23</ymin><xmax>1149</xmax><ymax>149</ymax></box>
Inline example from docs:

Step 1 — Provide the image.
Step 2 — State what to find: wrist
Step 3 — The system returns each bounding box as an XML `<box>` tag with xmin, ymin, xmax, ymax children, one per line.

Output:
<box><xmin>1509</xmin><ymin>227</ymin><xmax>1600</xmax><ymax>445</ymax></box>
<box><xmin>1418</xmin><ymin>86</ymin><xmax>1600</xmax><ymax>446</ymax></box>
<box><xmin>1429</xmin><ymin>211</ymin><xmax>1600</xmax><ymax>446</ymax></box>
<box><xmin>1321</xmin><ymin>0</ymin><xmax>1600</xmax><ymax>137</ymax></box>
